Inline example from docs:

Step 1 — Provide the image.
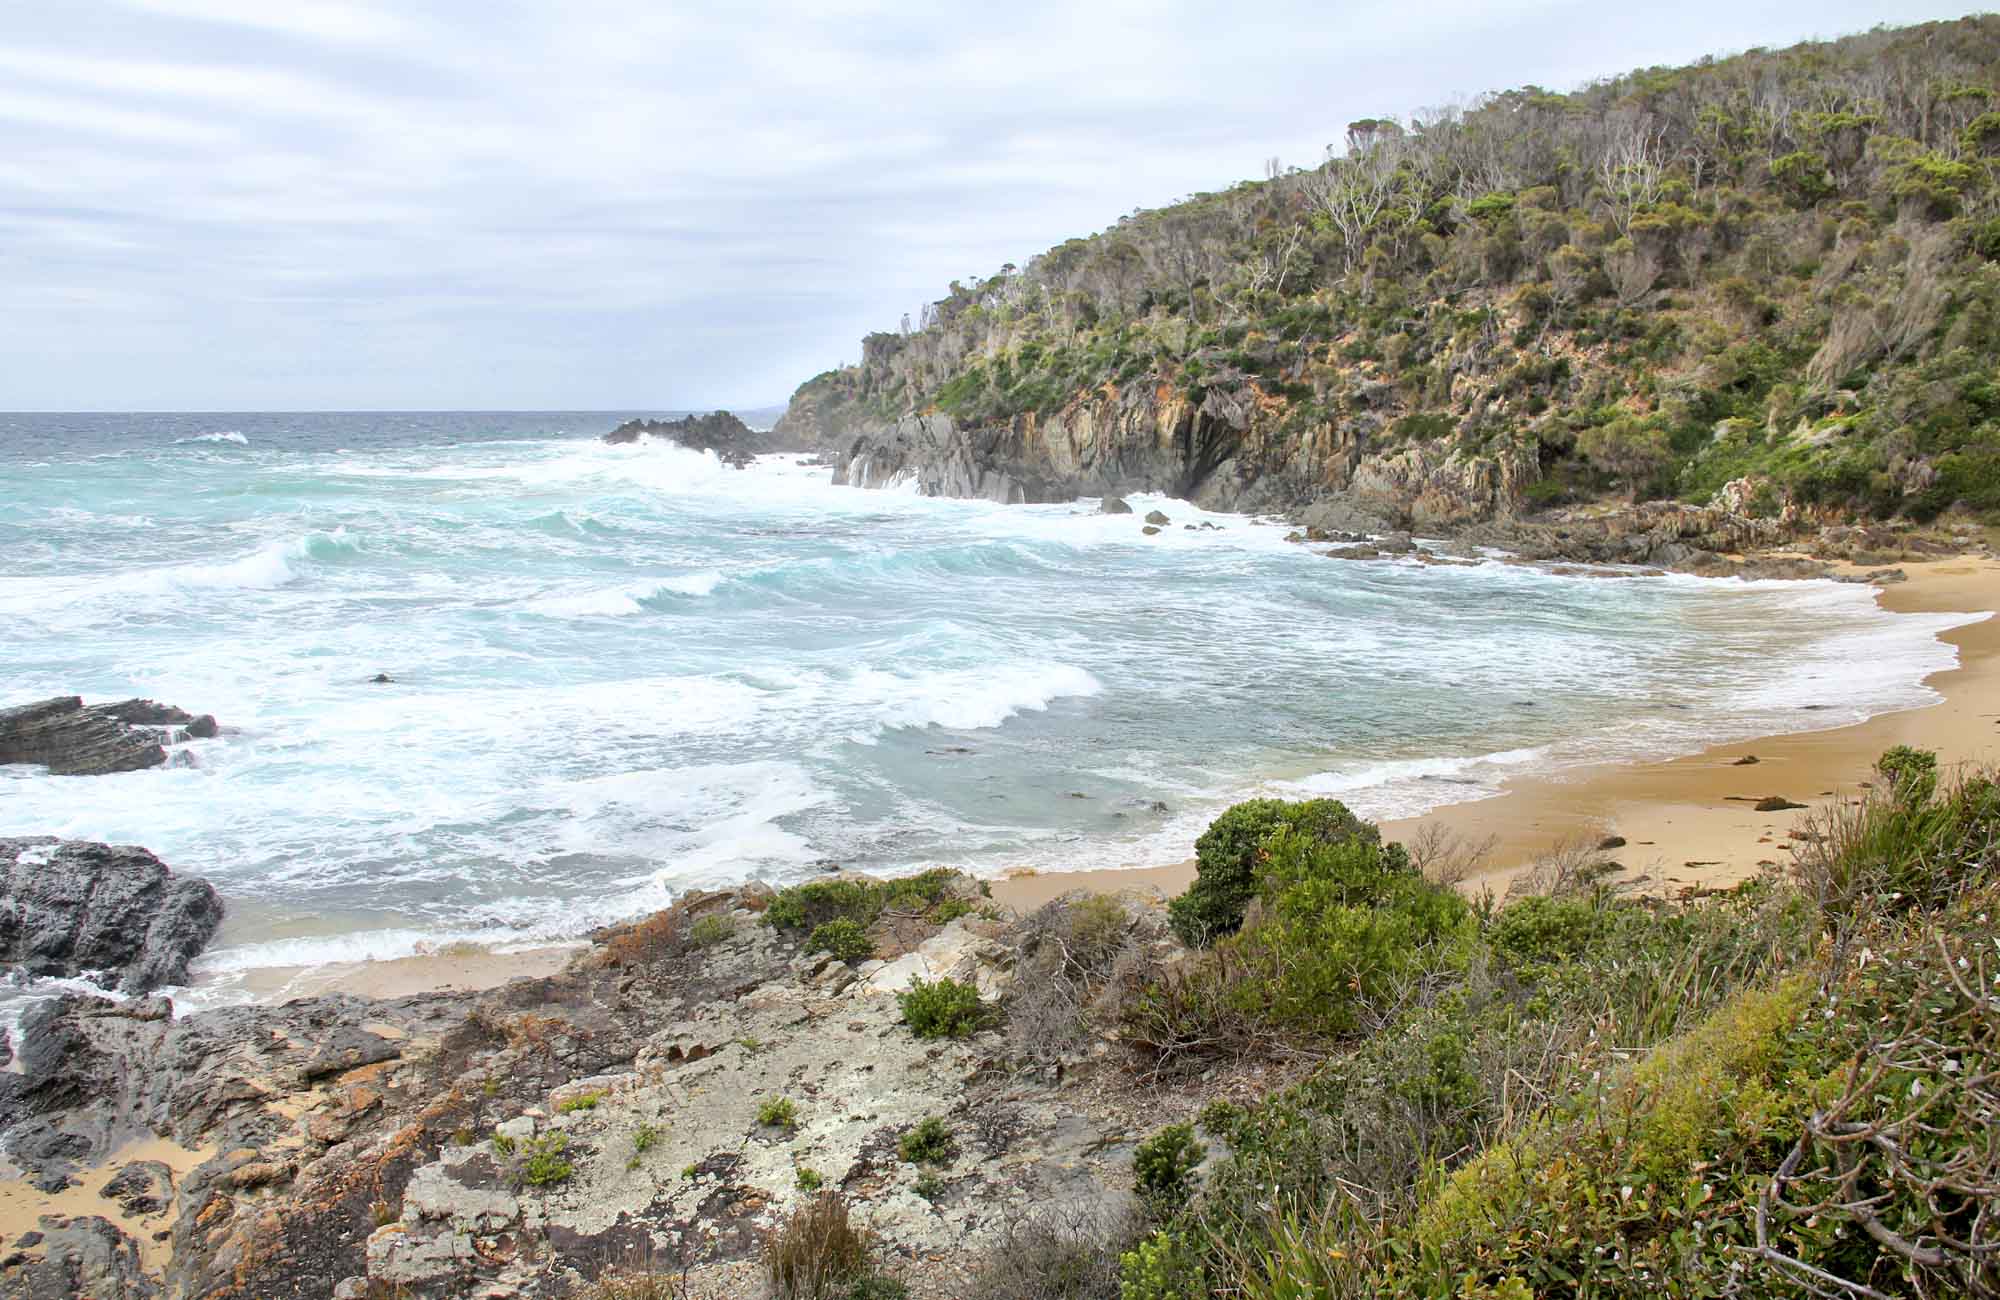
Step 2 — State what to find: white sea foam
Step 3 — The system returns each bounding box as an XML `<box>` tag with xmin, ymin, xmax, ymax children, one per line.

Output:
<box><xmin>853</xmin><ymin>662</ymin><xmax>1103</xmax><ymax>734</ymax></box>
<box><xmin>175</xmin><ymin>430</ymin><xmax>249</xmax><ymax>446</ymax></box>
<box><xmin>14</xmin><ymin>420</ymin><xmax>1992</xmax><ymax>992</ymax></box>
<box><xmin>527</xmin><ymin>570</ymin><xmax>727</xmax><ymax>617</ymax></box>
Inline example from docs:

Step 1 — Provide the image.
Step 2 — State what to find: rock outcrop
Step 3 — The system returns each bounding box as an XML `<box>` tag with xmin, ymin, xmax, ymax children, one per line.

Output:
<box><xmin>602</xmin><ymin>410</ymin><xmax>811</xmax><ymax>466</ymax></box>
<box><xmin>823</xmin><ymin>380</ymin><xmax>1363</xmax><ymax>512</ymax></box>
<box><xmin>0</xmin><ymin>839</ymin><xmax>224</xmax><ymax>993</ymax></box>
<box><xmin>0</xmin><ymin>697</ymin><xmax>218</xmax><ymax>776</ymax></box>
<box><xmin>0</xmin><ymin>881</ymin><xmax>1194</xmax><ymax>1300</ymax></box>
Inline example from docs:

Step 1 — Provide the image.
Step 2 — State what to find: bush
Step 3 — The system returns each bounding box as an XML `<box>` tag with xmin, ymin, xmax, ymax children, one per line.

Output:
<box><xmin>768</xmin><ymin>869</ymin><xmax>974</xmax><ymax>934</ymax></box>
<box><xmin>1223</xmin><ymin>828</ymin><xmax>1472</xmax><ymax>1040</ymax></box>
<box><xmin>758</xmin><ymin>1097</ymin><xmax>799</xmax><ymax>1131</ymax></box>
<box><xmin>899</xmin><ymin>975</ymin><xmax>989</xmax><ymax>1039</ymax></box>
<box><xmin>1167</xmin><ymin>799</ymin><xmax>1378</xmax><ymax>947</ymax></box>
<box><xmin>687</xmin><ymin>913</ymin><xmax>735</xmax><ymax>947</ymax></box>
<box><xmin>808</xmin><ymin>917</ymin><xmax>875</xmax><ymax>962</ymax></box>
<box><xmin>764</xmin><ymin>1189</ymin><xmax>883</xmax><ymax>1300</ymax></box>
<box><xmin>1794</xmin><ymin>755</ymin><xmax>2000</xmax><ymax>924</ymax></box>
<box><xmin>1132</xmin><ymin>1124</ymin><xmax>1206</xmax><ymax>1216</ymax></box>
<box><xmin>520</xmin><ymin>1133</ymin><xmax>573</xmax><ymax>1187</ymax></box>
<box><xmin>1005</xmin><ymin>893</ymin><xmax>1136</xmax><ymax>1064</ymax></box>
<box><xmin>964</xmin><ymin>1202</ymin><xmax>1133</xmax><ymax>1300</ymax></box>
<box><xmin>897</xmin><ymin>1116</ymin><xmax>956</xmax><ymax>1165</ymax></box>
<box><xmin>1876</xmin><ymin>743</ymin><xmax>1939</xmax><ymax>804</ymax></box>
<box><xmin>557</xmin><ymin>1091</ymin><xmax>604</xmax><ymax>1114</ymax></box>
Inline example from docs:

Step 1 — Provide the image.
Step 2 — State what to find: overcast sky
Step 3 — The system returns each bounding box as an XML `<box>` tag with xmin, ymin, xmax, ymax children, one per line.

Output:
<box><xmin>0</xmin><ymin>1</ymin><xmax>1973</xmax><ymax>411</ymax></box>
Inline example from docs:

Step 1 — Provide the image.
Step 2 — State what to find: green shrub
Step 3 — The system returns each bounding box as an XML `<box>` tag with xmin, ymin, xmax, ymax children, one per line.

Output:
<box><xmin>913</xmin><ymin>1171</ymin><xmax>946</xmax><ymax>1203</ymax></box>
<box><xmin>556</xmin><ymin>1091</ymin><xmax>604</xmax><ymax>1114</ymax></box>
<box><xmin>808</xmin><ymin>917</ymin><xmax>875</xmax><ymax>962</ymax></box>
<box><xmin>766</xmin><ymin>879</ymin><xmax>876</xmax><ymax>932</ymax></box>
<box><xmin>796</xmin><ymin>1166</ymin><xmax>824</xmax><ymax>1191</ymax></box>
<box><xmin>768</xmin><ymin>869</ymin><xmax>973</xmax><ymax>935</ymax></box>
<box><xmin>1226</xmin><ymin>828</ymin><xmax>1472</xmax><ymax>1040</ymax></box>
<box><xmin>1796</xmin><ymin>756</ymin><xmax>2000</xmax><ymax>923</ymax></box>
<box><xmin>521</xmin><ymin>1133</ymin><xmax>573</xmax><ymax>1187</ymax></box>
<box><xmin>688</xmin><ymin>913</ymin><xmax>735</xmax><ymax>947</ymax></box>
<box><xmin>1876</xmin><ymin>743</ymin><xmax>1939</xmax><ymax>804</ymax></box>
<box><xmin>897</xmin><ymin>1116</ymin><xmax>956</xmax><ymax>1165</ymax></box>
<box><xmin>758</xmin><ymin>1097</ymin><xmax>800</xmax><ymax>1131</ymax></box>
<box><xmin>1132</xmin><ymin>1124</ymin><xmax>1206</xmax><ymax>1216</ymax></box>
<box><xmin>899</xmin><ymin>975</ymin><xmax>989</xmax><ymax>1039</ymax></box>
<box><xmin>1167</xmin><ymin>798</ymin><xmax>1378</xmax><ymax>946</ymax></box>
<box><xmin>1118</xmin><ymin>1230</ymin><xmax>1206</xmax><ymax>1300</ymax></box>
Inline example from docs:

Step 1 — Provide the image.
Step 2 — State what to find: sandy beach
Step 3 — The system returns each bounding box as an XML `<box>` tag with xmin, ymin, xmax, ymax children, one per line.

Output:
<box><xmin>993</xmin><ymin>555</ymin><xmax>2000</xmax><ymax>910</ymax></box>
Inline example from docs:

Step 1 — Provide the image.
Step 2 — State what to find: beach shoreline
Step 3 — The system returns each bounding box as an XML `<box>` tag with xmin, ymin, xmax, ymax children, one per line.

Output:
<box><xmin>991</xmin><ymin>554</ymin><xmax>2000</xmax><ymax>910</ymax></box>
<box><xmin>215</xmin><ymin>554</ymin><xmax>2000</xmax><ymax>1000</ymax></box>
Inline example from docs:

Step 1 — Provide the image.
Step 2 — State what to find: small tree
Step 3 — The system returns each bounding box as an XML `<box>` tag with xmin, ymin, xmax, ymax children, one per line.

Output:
<box><xmin>1168</xmin><ymin>799</ymin><xmax>1378</xmax><ymax>947</ymax></box>
<box><xmin>1578</xmin><ymin>417</ymin><xmax>1672</xmax><ymax>500</ymax></box>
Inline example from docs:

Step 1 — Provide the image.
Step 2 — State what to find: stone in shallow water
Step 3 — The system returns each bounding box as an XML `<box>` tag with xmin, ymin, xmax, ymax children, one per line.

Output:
<box><xmin>0</xmin><ymin>838</ymin><xmax>224</xmax><ymax>993</ymax></box>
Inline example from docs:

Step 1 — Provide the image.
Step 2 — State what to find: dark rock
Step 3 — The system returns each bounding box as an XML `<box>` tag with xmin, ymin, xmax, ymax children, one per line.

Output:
<box><xmin>1754</xmin><ymin>796</ymin><xmax>1807</xmax><ymax>812</ymax></box>
<box><xmin>1597</xmin><ymin>836</ymin><xmax>1627</xmax><ymax>850</ymax></box>
<box><xmin>100</xmin><ymin>1161</ymin><xmax>175</xmax><ymax>1216</ymax></box>
<box><xmin>1141</xmin><ymin>525</ymin><xmax>1162</xmax><ymax>536</ymax></box>
<box><xmin>0</xmin><ymin>1215</ymin><xmax>160</xmax><ymax>1299</ymax></box>
<box><xmin>181</xmin><ymin>715</ymin><xmax>219</xmax><ymax>740</ymax></box>
<box><xmin>1324</xmin><ymin>546</ymin><xmax>1381</xmax><ymax>560</ymax></box>
<box><xmin>1143</xmin><ymin>510</ymin><xmax>1171</xmax><ymax>526</ymax></box>
<box><xmin>301</xmin><ymin>1027</ymin><xmax>401</xmax><ymax>1082</ymax></box>
<box><xmin>603</xmin><ymin>412</ymin><xmax>778</xmax><ymax>466</ymax></box>
<box><xmin>369</xmin><ymin>673</ymin><xmax>393</xmax><ymax>684</ymax></box>
<box><xmin>1098</xmin><ymin>496</ymin><xmax>1132</xmax><ymax>515</ymax></box>
<box><xmin>1733</xmin><ymin>755</ymin><xmax>1760</xmax><ymax>766</ymax></box>
<box><xmin>0</xmin><ymin>838</ymin><xmax>224</xmax><ymax>992</ymax></box>
<box><xmin>1833</xmin><ymin>567</ymin><xmax>1909</xmax><ymax>585</ymax></box>
<box><xmin>0</xmin><ymin>698</ymin><xmax>165</xmax><ymax>776</ymax></box>
<box><xmin>88</xmin><ymin>701</ymin><xmax>193</xmax><ymax>727</ymax></box>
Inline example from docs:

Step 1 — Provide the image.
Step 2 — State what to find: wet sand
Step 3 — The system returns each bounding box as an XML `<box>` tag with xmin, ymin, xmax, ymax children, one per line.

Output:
<box><xmin>216</xmin><ymin>942</ymin><xmax>579</xmax><ymax>1003</ymax></box>
<box><xmin>0</xmin><ymin>1135</ymin><xmax>213</xmax><ymax>1273</ymax></box>
<box><xmin>992</xmin><ymin>556</ymin><xmax>2000</xmax><ymax>909</ymax></box>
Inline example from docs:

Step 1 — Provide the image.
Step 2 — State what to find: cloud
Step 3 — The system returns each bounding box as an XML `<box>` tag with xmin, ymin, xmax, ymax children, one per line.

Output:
<box><xmin>0</xmin><ymin>0</ymin><xmax>1979</xmax><ymax>410</ymax></box>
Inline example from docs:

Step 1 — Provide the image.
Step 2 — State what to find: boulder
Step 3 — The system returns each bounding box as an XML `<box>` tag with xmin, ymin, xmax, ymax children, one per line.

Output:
<box><xmin>602</xmin><ymin>411</ymin><xmax>775</xmax><ymax>465</ymax></box>
<box><xmin>0</xmin><ymin>839</ymin><xmax>225</xmax><ymax>992</ymax></box>
<box><xmin>1098</xmin><ymin>496</ymin><xmax>1133</xmax><ymax>515</ymax></box>
<box><xmin>1143</xmin><ymin>510</ymin><xmax>1171</xmax><ymax>525</ymax></box>
<box><xmin>100</xmin><ymin>1161</ymin><xmax>175</xmax><ymax>1216</ymax></box>
<box><xmin>0</xmin><ymin>1215</ymin><xmax>160</xmax><ymax>1299</ymax></box>
<box><xmin>0</xmin><ymin>698</ymin><xmax>165</xmax><ymax>776</ymax></box>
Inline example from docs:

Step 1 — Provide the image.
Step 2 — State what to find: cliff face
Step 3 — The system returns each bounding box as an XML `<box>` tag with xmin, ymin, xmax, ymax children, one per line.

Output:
<box><xmin>817</xmin><ymin>382</ymin><xmax>1537</xmax><ymax>524</ymax></box>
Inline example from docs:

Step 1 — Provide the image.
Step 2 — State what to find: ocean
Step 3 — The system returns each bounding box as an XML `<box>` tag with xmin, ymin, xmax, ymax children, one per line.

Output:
<box><xmin>0</xmin><ymin>411</ymin><xmax>1979</xmax><ymax>1003</ymax></box>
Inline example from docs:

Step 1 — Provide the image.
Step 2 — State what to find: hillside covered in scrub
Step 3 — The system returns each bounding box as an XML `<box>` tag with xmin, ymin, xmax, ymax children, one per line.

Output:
<box><xmin>777</xmin><ymin>16</ymin><xmax>2000</xmax><ymax>528</ymax></box>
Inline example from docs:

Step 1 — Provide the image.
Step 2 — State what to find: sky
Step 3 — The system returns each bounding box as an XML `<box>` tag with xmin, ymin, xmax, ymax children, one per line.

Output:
<box><xmin>0</xmin><ymin>1</ymin><xmax>1977</xmax><ymax>411</ymax></box>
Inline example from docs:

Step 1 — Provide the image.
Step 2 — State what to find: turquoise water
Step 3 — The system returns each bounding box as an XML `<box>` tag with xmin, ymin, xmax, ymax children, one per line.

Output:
<box><xmin>0</xmin><ymin>412</ymin><xmax>1979</xmax><ymax>998</ymax></box>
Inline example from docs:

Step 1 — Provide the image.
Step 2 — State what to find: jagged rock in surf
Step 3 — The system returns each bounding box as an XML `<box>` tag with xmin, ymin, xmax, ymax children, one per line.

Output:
<box><xmin>0</xmin><ymin>838</ymin><xmax>224</xmax><ymax>993</ymax></box>
<box><xmin>602</xmin><ymin>410</ymin><xmax>796</xmax><ymax>465</ymax></box>
<box><xmin>0</xmin><ymin>697</ymin><xmax>165</xmax><ymax>775</ymax></box>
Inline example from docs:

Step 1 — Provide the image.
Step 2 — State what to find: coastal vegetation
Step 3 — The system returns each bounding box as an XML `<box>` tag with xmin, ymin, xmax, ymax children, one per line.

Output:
<box><xmin>786</xmin><ymin>16</ymin><xmax>2000</xmax><ymax>524</ymax></box>
<box><xmin>954</xmin><ymin>749</ymin><xmax>1999</xmax><ymax>1299</ymax></box>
